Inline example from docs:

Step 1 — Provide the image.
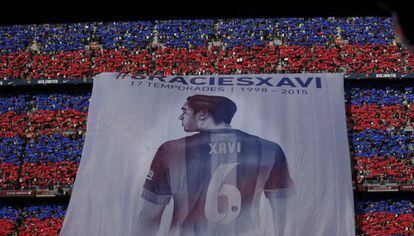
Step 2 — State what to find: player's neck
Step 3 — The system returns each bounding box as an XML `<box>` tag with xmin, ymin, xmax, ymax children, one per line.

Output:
<box><xmin>198</xmin><ymin>121</ymin><xmax>231</xmax><ymax>131</ymax></box>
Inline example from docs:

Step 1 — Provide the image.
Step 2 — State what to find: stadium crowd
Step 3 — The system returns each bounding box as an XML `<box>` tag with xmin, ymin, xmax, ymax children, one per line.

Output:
<box><xmin>0</xmin><ymin>44</ymin><xmax>411</xmax><ymax>79</ymax></box>
<box><xmin>0</xmin><ymin>17</ymin><xmax>414</xmax><ymax>235</ymax></box>
<box><xmin>0</xmin><ymin>17</ymin><xmax>413</xmax><ymax>80</ymax></box>
<box><xmin>0</xmin><ymin>137</ymin><xmax>23</xmax><ymax>189</ymax></box>
<box><xmin>1</xmin><ymin>198</ymin><xmax>413</xmax><ymax>236</ymax></box>
<box><xmin>0</xmin><ymin>92</ymin><xmax>89</xmax><ymax>191</ymax></box>
<box><xmin>355</xmin><ymin>199</ymin><xmax>414</xmax><ymax>235</ymax></box>
<box><xmin>0</xmin><ymin>204</ymin><xmax>66</xmax><ymax>235</ymax></box>
<box><xmin>5</xmin><ymin>84</ymin><xmax>414</xmax><ymax>191</ymax></box>
<box><xmin>345</xmin><ymin>85</ymin><xmax>414</xmax><ymax>185</ymax></box>
<box><xmin>0</xmin><ymin>18</ymin><xmax>396</xmax><ymax>53</ymax></box>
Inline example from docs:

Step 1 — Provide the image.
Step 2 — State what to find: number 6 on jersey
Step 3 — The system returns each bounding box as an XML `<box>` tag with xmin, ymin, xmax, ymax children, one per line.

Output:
<box><xmin>204</xmin><ymin>163</ymin><xmax>241</xmax><ymax>224</ymax></box>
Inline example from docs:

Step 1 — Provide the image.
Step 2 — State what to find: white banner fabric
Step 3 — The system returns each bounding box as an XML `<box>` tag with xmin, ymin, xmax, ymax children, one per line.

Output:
<box><xmin>61</xmin><ymin>73</ymin><xmax>355</xmax><ymax>236</ymax></box>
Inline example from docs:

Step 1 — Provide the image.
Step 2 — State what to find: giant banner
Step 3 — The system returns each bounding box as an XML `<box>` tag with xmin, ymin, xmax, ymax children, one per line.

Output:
<box><xmin>61</xmin><ymin>73</ymin><xmax>355</xmax><ymax>236</ymax></box>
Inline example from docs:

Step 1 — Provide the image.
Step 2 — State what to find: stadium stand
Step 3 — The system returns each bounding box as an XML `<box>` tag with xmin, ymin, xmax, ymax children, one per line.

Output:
<box><xmin>355</xmin><ymin>198</ymin><xmax>414</xmax><ymax>235</ymax></box>
<box><xmin>0</xmin><ymin>203</ymin><xmax>66</xmax><ymax>235</ymax></box>
<box><xmin>2</xmin><ymin>198</ymin><xmax>413</xmax><ymax>236</ymax></box>
<box><xmin>0</xmin><ymin>17</ymin><xmax>413</xmax><ymax>235</ymax></box>
<box><xmin>0</xmin><ymin>44</ymin><xmax>412</xmax><ymax>79</ymax></box>
<box><xmin>0</xmin><ymin>17</ymin><xmax>413</xmax><ymax>80</ymax></box>
<box><xmin>0</xmin><ymin>137</ymin><xmax>22</xmax><ymax>190</ymax></box>
<box><xmin>0</xmin><ymin>205</ymin><xmax>20</xmax><ymax>235</ymax></box>
<box><xmin>345</xmin><ymin>83</ymin><xmax>414</xmax><ymax>187</ymax></box>
<box><xmin>0</xmin><ymin>90</ymin><xmax>89</xmax><ymax>192</ymax></box>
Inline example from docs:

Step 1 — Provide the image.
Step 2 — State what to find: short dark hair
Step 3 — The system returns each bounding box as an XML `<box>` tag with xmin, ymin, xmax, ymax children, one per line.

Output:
<box><xmin>187</xmin><ymin>95</ymin><xmax>237</xmax><ymax>124</ymax></box>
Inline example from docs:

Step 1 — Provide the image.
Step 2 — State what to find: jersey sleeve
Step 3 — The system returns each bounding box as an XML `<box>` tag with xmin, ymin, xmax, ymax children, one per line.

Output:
<box><xmin>264</xmin><ymin>144</ymin><xmax>295</xmax><ymax>198</ymax></box>
<box><xmin>141</xmin><ymin>144</ymin><xmax>172</xmax><ymax>205</ymax></box>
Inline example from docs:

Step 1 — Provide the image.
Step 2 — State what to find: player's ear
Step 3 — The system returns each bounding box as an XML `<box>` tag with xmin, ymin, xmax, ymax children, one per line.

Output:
<box><xmin>197</xmin><ymin>110</ymin><xmax>208</xmax><ymax>121</ymax></box>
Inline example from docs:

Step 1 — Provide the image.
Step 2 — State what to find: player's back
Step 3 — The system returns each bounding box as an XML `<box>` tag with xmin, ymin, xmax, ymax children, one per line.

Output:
<box><xmin>157</xmin><ymin>128</ymin><xmax>291</xmax><ymax>236</ymax></box>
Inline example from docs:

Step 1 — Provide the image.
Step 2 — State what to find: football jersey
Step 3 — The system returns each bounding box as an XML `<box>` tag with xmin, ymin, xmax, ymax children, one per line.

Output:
<box><xmin>141</xmin><ymin>128</ymin><xmax>294</xmax><ymax>236</ymax></box>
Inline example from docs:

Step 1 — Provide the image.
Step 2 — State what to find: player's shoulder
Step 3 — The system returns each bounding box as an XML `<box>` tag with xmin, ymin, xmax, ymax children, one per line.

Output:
<box><xmin>239</xmin><ymin>131</ymin><xmax>282</xmax><ymax>150</ymax></box>
<box><xmin>158</xmin><ymin>136</ymin><xmax>186</xmax><ymax>151</ymax></box>
<box><xmin>158</xmin><ymin>133</ymin><xmax>202</xmax><ymax>150</ymax></box>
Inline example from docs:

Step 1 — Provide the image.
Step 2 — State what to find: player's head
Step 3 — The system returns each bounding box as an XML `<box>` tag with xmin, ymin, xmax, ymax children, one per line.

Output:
<box><xmin>178</xmin><ymin>95</ymin><xmax>237</xmax><ymax>132</ymax></box>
